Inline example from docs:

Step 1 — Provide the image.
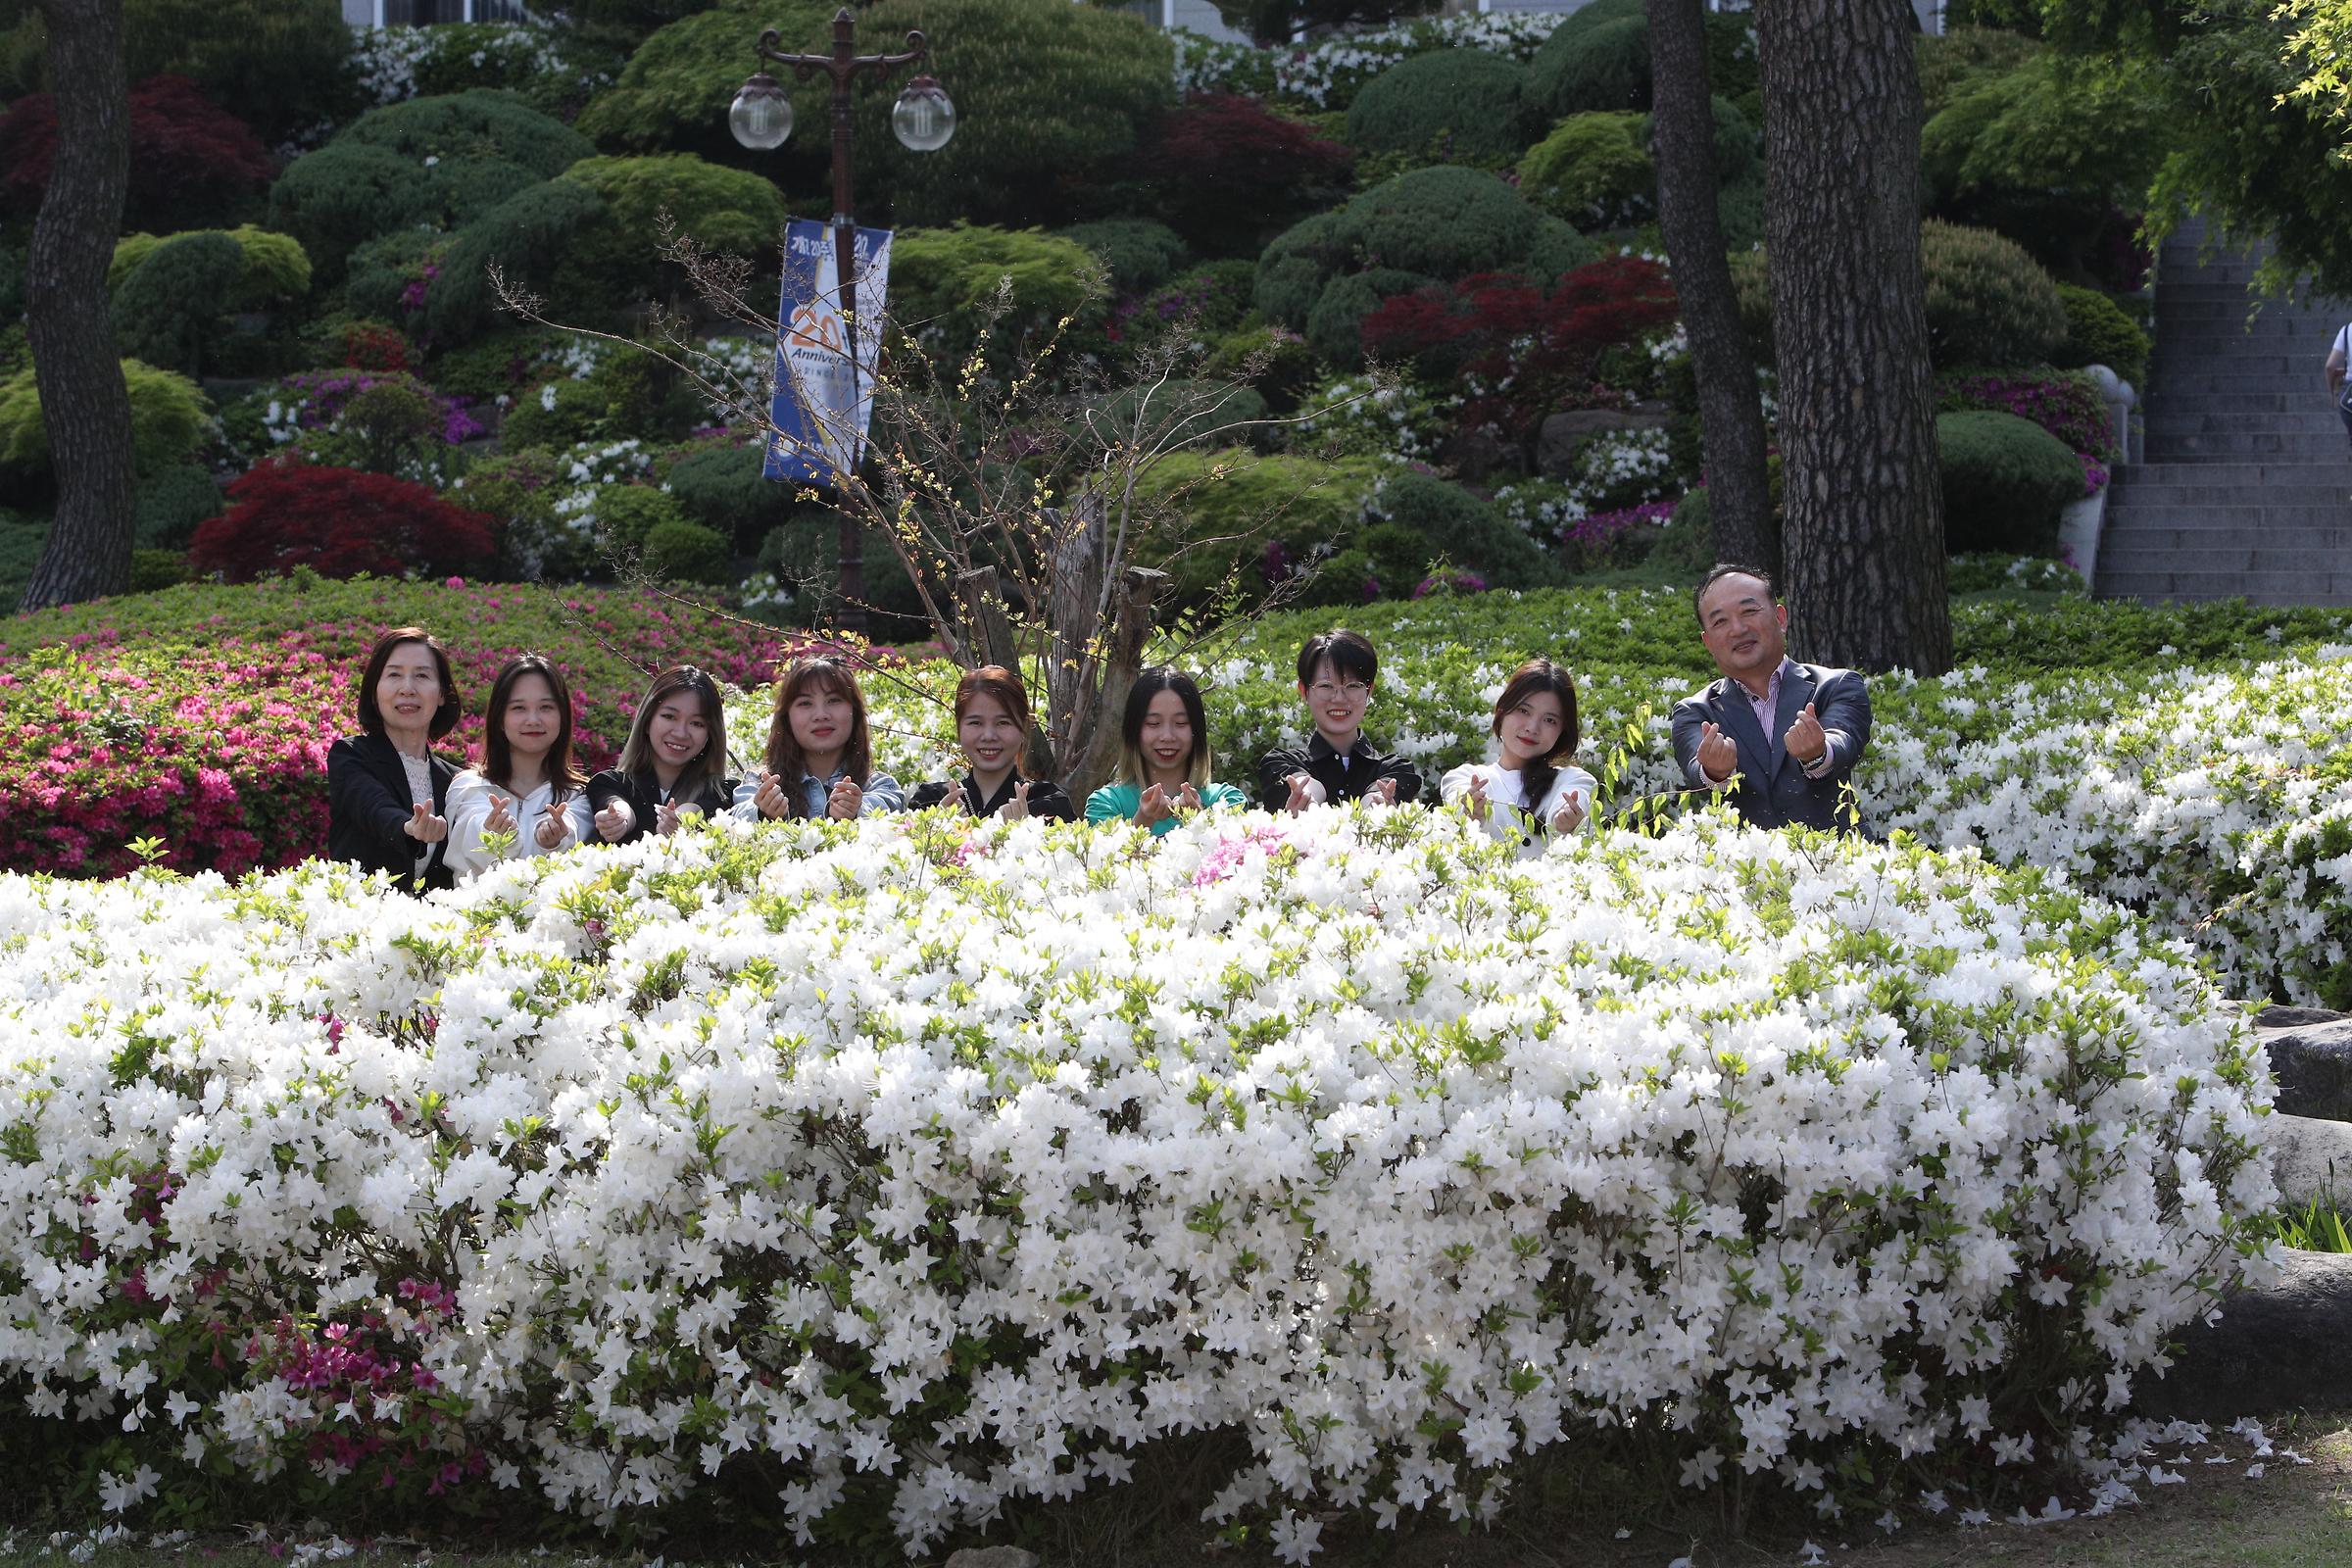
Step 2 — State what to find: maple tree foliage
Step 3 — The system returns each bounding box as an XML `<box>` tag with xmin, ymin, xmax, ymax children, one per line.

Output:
<box><xmin>189</xmin><ymin>462</ymin><xmax>496</xmax><ymax>583</ymax></box>
<box><xmin>0</xmin><ymin>74</ymin><xmax>273</xmax><ymax>232</ymax></box>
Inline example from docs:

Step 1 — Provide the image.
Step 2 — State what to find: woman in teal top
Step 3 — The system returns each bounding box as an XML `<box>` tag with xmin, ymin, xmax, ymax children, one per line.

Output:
<box><xmin>1085</xmin><ymin>667</ymin><xmax>1248</xmax><ymax>836</ymax></box>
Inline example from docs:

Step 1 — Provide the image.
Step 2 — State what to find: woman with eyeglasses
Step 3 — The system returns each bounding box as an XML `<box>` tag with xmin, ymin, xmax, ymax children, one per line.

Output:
<box><xmin>1254</xmin><ymin>629</ymin><xmax>1424</xmax><ymax>813</ymax></box>
<box><xmin>586</xmin><ymin>665</ymin><xmax>735</xmax><ymax>846</ymax></box>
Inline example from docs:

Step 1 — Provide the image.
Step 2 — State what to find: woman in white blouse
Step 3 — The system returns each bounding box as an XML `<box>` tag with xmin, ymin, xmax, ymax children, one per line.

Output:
<box><xmin>1441</xmin><ymin>658</ymin><xmax>1598</xmax><ymax>856</ymax></box>
<box><xmin>445</xmin><ymin>653</ymin><xmax>595</xmax><ymax>878</ymax></box>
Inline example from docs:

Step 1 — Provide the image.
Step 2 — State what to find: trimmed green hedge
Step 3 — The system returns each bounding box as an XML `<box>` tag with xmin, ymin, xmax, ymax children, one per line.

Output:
<box><xmin>1938</xmin><ymin>409</ymin><xmax>2082</xmax><ymax>556</ymax></box>
<box><xmin>1344</xmin><ymin>49</ymin><xmax>1532</xmax><ymax>165</ymax></box>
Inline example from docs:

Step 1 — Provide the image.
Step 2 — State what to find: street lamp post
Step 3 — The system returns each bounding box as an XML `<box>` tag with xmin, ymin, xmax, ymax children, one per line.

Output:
<box><xmin>731</xmin><ymin>6</ymin><xmax>956</xmax><ymax>638</ymax></box>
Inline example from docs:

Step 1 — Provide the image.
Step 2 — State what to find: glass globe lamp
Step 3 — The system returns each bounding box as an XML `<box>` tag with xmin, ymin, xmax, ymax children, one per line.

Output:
<box><xmin>729</xmin><ymin>74</ymin><xmax>793</xmax><ymax>151</ymax></box>
<box><xmin>891</xmin><ymin>75</ymin><xmax>956</xmax><ymax>153</ymax></box>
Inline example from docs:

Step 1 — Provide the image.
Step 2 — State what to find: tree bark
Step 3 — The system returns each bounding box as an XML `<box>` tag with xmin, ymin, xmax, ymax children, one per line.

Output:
<box><xmin>18</xmin><ymin>0</ymin><xmax>137</xmax><ymax>613</ymax></box>
<box><xmin>1754</xmin><ymin>0</ymin><xmax>1951</xmax><ymax>675</ymax></box>
<box><xmin>1644</xmin><ymin>0</ymin><xmax>1778</xmax><ymax>580</ymax></box>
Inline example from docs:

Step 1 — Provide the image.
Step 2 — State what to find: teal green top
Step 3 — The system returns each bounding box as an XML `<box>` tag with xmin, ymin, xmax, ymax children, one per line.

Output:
<box><xmin>1084</xmin><ymin>780</ymin><xmax>1249</xmax><ymax>836</ymax></box>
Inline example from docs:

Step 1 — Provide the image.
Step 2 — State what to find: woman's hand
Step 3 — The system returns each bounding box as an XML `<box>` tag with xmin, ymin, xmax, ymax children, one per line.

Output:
<box><xmin>826</xmin><ymin>778</ymin><xmax>863</xmax><ymax>820</ymax></box>
<box><xmin>656</xmin><ymin>800</ymin><xmax>684</xmax><ymax>837</ymax></box>
<box><xmin>484</xmin><ymin>793</ymin><xmax>516</xmax><ymax>837</ymax></box>
<box><xmin>534</xmin><ymin>802</ymin><xmax>572</xmax><ymax>851</ymax></box>
<box><xmin>1463</xmin><ymin>773</ymin><xmax>1491</xmax><ymax>823</ymax></box>
<box><xmin>998</xmin><ymin>781</ymin><xmax>1031</xmax><ymax>821</ymax></box>
<box><xmin>1136</xmin><ymin>783</ymin><xmax>1174</xmax><ymax>830</ymax></box>
<box><xmin>1178</xmin><ymin>781</ymin><xmax>1202</xmax><ymax>814</ymax></box>
<box><xmin>1549</xmin><ymin>792</ymin><xmax>1587</xmax><ymax>836</ymax></box>
<box><xmin>752</xmin><ymin>772</ymin><xmax>789</xmax><ymax>819</ymax></box>
<box><xmin>404</xmin><ymin>803</ymin><xmax>449</xmax><ymax>844</ymax></box>
<box><xmin>593</xmin><ymin>799</ymin><xmax>635</xmax><ymax>843</ymax></box>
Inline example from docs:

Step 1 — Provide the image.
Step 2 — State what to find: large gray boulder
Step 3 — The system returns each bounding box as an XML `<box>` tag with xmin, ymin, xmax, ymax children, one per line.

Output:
<box><xmin>2272</xmin><ymin>1114</ymin><xmax>2352</xmax><ymax>1209</ymax></box>
<box><xmin>2137</xmin><ymin>1250</ymin><xmax>2352</xmax><ymax>1419</ymax></box>
<box><xmin>2260</xmin><ymin>1014</ymin><xmax>2352</xmax><ymax>1121</ymax></box>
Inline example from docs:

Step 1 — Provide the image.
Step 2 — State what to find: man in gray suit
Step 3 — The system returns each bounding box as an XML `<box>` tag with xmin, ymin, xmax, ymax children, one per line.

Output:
<box><xmin>1669</xmin><ymin>564</ymin><xmax>1872</xmax><ymax>831</ymax></box>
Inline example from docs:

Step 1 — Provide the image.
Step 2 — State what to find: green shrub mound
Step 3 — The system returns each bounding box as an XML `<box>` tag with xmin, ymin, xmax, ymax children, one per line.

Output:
<box><xmin>409</xmin><ymin>179</ymin><xmax>611</xmax><ymax>345</ymax></box>
<box><xmin>592</xmin><ymin>484</ymin><xmax>691</xmax><ymax>555</ymax></box>
<box><xmin>663</xmin><ymin>443</ymin><xmax>773</xmax><ymax>548</ymax></box>
<box><xmin>1733</xmin><ymin>220</ymin><xmax>2070</xmax><ymax>370</ymax></box>
<box><xmin>889</xmin><ymin>224</ymin><xmax>1103</xmax><ymax>364</ymax></box>
<box><xmin>1203</xmin><ymin>323</ymin><xmax>1319</xmax><ymax>415</ymax></box>
<box><xmin>1344</xmin><ymin>48</ymin><xmax>1531</xmax><ymax>165</ymax></box>
<box><xmin>1517</xmin><ymin>111</ymin><xmax>1651</xmax><ymax>229</ymax></box>
<box><xmin>133</xmin><ymin>464</ymin><xmax>224</xmax><ymax>551</ymax></box>
<box><xmin>0</xmin><ymin>360</ymin><xmax>212</xmax><ymax>484</ymax></box>
<box><xmin>556</xmin><ymin>153</ymin><xmax>788</xmax><ymax>264</ymax></box>
<box><xmin>1059</xmin><ymin>218</ymin><xmax>1191</xmax><ymax>295</ymax></box>
<box><xmin>755</xmin><ymin>514</ymin><xmax>926</xmax><ymax>629</ymax></box>
<box><xmin>641</xmin><ymin>516</ymin><xmax>733</xmax><ymax>583</ymax></box>
<box><xmin>1921</xmin><ymin>220</ymin><xmax>2070</xmax><ymax>368</ymax></box>
<box><xmin>2055</xmin><ymin>283</ymin><xmax>2150</xmax><ymax>388</ymax></box>
<box><xmin>110</xmin><ymin>225</ymin><xmax>311</xmax><ymax>302</ymax></box>
<box><xmin>1525</xmin><ymin>0</ymin><xmax>1756</xmax><ymax>121</ymax></box>
<box><xmin>1937</xmin><ymin>409</ymin><xmax>2082</xmax><ymax>556</ymax></box>
<box><xmin>267</xmin><ymin>92</ymin><xmax>593</xmax><ymax>280</ymax></box>
<box><xmin>1373</xmin><ymin>466</ymin><xmax>1557</xmax><ymax>590</ymax></box>
<box><xmin>111</xmin><ymin>233</ymin><xmax>249</xmax><ymax>377</ymax></box>
<box><xmin>574</xmin><ymin>1</ymin><xmax>843</xmax><ymax>165</ymax></box>
<box><xmin>1132</xmin><ymin>448</ymin><xmax>1384</xmax><ymax>606</ymax></box>
<box><xmin>1255</xmin><ymin>166</ymin><xmax>1595</xmax><ymax>367</ymax></box>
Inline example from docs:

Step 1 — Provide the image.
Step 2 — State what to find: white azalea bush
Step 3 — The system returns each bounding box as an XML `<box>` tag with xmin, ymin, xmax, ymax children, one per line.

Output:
<box><xmin>0</xmin><ymin>809</ymin><xmax>2275</xmax><ymax>1542</ymax></box>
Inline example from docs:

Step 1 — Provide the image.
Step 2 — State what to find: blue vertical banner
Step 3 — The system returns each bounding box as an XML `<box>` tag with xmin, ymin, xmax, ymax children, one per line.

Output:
<box><xmin>765</xmin><ymin>218</ymin><xmax>893</xmax><ymax>486</ymax></box>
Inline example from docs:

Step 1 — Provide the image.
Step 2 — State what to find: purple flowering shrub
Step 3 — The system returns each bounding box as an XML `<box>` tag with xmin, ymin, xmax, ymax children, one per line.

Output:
<box><xmin>1936</xmin><ymin>369</ymin><xmax>2115</xmax><ymax>463</ymax></box>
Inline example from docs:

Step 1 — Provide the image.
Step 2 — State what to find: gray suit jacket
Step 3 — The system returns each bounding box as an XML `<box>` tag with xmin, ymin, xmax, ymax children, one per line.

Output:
<box><xmin>1669</xmin><ymin>662</ymin><xmax>1871</xmax><ymax>831</ymax></box>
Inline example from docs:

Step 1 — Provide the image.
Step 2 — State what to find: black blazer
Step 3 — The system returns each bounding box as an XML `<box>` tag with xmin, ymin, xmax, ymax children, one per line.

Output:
<box><xmin>326</xmin><ymin>732</ymin><xmax>458</xmax><ymax>893</ymax></box>
<box><xmin>1255</xmin><ymin>732</ymin><xmax>1425</xmax><ymax>811</ymax></box>
<box><xmin>584</xmin><ymin>767</ymin><xmax>736</xmax><ymax>845</ymax></box>
<box><xmin>907</xmin><ymin>772</ymin><xmax>1077</xmax><ymax>822</ymax></box>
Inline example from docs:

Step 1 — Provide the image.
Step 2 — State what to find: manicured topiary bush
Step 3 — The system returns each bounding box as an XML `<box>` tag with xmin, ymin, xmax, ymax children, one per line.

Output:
<box><xmin>554</xmin><ymin>153</ymin><xmax>788</xmax><ymax>276</ymax></box>
<box><xmin>132</xmin><ymin>464</ymin><xmax>223</xmax><ymax>551</ymax></box>
<box><xmin>1255</xmin><ymin>166</ymin><xmax>1595</xmax><ymax>367</ymax></box>
<box><xmin>1372</xmin><ymin>466</ymin><xmax>1557</xmax><ymax>589</ymax></box>
<box><xmin>110</xmin><ymin>233</ymin><xmax>249</xmax><ymax>377</ymax></box>
<box><xmin>663</xmin><ymin>442</ymin><xmax>776</xmax><ymax>548</ymax></box>
<box><xmin>890</xmin><ymin>224</ymin><xmax>1104</xmax><ymax>363</ymax></box>
<box><xmin>383</xmin><ymin>178</ymin><xmax>610</xmax><ymax>344</ymax></box>
<box><xmin>835</xmin><ymin>0</ymin><xmax>1174</xmax><ymax>227</ymax></box>
<box><xmin>1139</xmin><ymin>92</ymin><xmax>1355</xmax><ymax>253</ymax></box>
<box><xmin>111</xmin><ymin>224</ymin><xmax>311</xmax><ymax>300</ymax></box>
<box><xmin>574</xmin><ymin>1</ymin><xmax>843</xmax><ymax>165</ymax></box>
<box><xmin>1060</xmin><ymin>219</ymin><xmax>1191</xmax><ymax>296</ymax></box>
<box><xmin>268</xmin><ymin>91</ymin><xmax>592</xmax><ymax>280</ymax></box>
<box><xmin>641</xmin><ymin>516</ymin><xmax>732</xmax><ymax>583</ymax></box>
<box><xmin>1526</xmin><ymin>0</ymin><xmax>1650</xmax><ymax>115</ymax></box>
<box><xmin>1937</xmin><ymin>368</ymin><xmax>2115</xmax><ymax>461</ymax></box>
<box><xmin>1921</xmin><ymin>219</ymin><xmax>2070</xmax><ymax>368</ymax></box>
<box><xmin>588</xmin><ymin>483</ymin><xmax>691</xmax><ymax>558</ymax></box>
<box><xmin>189</xmin><ymin>463</ymin><xmax>496</xmax><ymax>582</ymax></box>
<box><xmin>2054</xmin><ymin>283</ymin><xmax>2150</xmax><ymax>387</ymax></box>
<box><xmin>1516</xmin><ymin>111</ymin><xmax>1652</xmax><ymax>228</ymax></box>
<box><xmin>1343</xmin><ymin>48</ymin><xmax>1531</xmax><ymax>165</ymax></box>
<box><xmin>0</xmin><ymin>360</ymin><xmax>212</xmax><ymax>486</ymax></box>
<box><xmin>1132</xmin><ymin>447</ymin><xmax>1384</xmax><ymax>605</ymax></box>
<box><xmin>1936</xmin><ymin>409</ymin><xmax>2083</xmax><ymax>556</ymax></box>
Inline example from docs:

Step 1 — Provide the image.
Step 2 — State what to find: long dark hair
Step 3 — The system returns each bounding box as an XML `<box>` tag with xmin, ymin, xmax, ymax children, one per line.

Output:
<box><xmin>955</xmin><ymin>664</ymin><xmax>1036</xmax><ymax>780</ymax></box>
<box><xmin>1491</xmin><ymin>658</ymin><xmax>1580</xmax><ymax>814</ymax></box>
<box><xmin>356</xmin><ymin>626</ymin><xmax>461</xmax><ymax>740</ymax></box>
<box><xmin>481</xmin><ymin>653</ymin><xmax>584</xmax><ymax>800</ymax></box>
<box><xmin>762</xmin><ymin>658</ymin><xmax>872</xmax><ymax>812</ymax></box>
<box><xmin>1119</xmin><ymin>666</ymin><xmax>1211</xmax><ymax>789</ymax></box>
<box><xmin>617</xmin><ymin>665</ymin><xmax>728</xmax><ymax>801</ymax></box>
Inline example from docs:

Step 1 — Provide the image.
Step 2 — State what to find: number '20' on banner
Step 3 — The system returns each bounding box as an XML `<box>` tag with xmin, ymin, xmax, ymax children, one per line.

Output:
<box><xmin>765</xmin><ymin>219</ymin><xmax>893</xmax><ymax>486</ymax></box>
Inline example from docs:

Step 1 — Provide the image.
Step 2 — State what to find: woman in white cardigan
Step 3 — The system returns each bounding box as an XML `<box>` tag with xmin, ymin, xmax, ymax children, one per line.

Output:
<box><xmin>445</xmin><ymin>653</ymin><xmax>595</xmax><ymax>879</ymax></box>
<box><xmin>1440</xmin><ymin>658</ymin><xmax>1597</xmax><ymax>857</ymax></box>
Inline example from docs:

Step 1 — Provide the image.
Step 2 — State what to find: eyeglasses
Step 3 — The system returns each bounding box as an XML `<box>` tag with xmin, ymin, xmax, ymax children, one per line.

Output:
<box><xmin>1307</xmin><ymin>681</ymin><xmax>1370</xmax><ymax>701</ymax></box>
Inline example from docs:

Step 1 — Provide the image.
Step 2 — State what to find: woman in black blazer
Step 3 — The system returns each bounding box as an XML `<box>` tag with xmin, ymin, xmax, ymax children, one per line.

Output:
<box><xmin>326</xmin><ymin>626</ymin><xmax>464</xmax><ymax>893</ymax></box>
<box><xmin>586</xmin><ymin>665</ymin><xmax>736</xmax><ymax>846</ymax></box>
<box><xmin>907</xmin><ymin>665</ymin><xmax>1076</xmax><ymax>822</ymax></box>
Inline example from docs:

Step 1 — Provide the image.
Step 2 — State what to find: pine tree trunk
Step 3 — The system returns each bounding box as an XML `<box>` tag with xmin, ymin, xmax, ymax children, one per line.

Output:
<box><xmin>1644</xmin><ymin>0</ymin><xmax>1777</xmax><ymax>580</ymax></box>
<box><xmin>17</xmin><ymin>0</ymin><xmax>136</xmax><ymax>613</ymax></box>
<box><xmin>1753</xmin><ymin>0</ymin><xmax>1951</xmax><ymax>674</ymax></box>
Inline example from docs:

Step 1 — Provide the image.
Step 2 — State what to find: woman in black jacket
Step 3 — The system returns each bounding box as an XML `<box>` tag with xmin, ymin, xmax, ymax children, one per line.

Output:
<box><xmin>907</xmin><ymin>665</ymin><xmax>1075</xmax><ymax>822</ymax></box>
<box><xmin>586</xmin><ymin>665</ymin><xmax>736</xmax><ymax>846</ymax></box>
<box><xmin>326</xmin><ymin>627</ymin><xmax>463</xmax><ymax>893</ymax></box>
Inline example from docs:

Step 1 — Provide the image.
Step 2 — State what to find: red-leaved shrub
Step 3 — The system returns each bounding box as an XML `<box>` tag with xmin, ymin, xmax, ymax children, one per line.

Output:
<box><xmin>0</xmin><ymin>74</ymin><xmax>273</xmax><ymax>230</ymax></box>
<box><xmin>1144</xmin><ymin>93</ymin><xmax>1356</xmax><ymax>247</ymax></box>
<box><xmin>1361</xmin><ymin>257</ymin><xmax>1680</xmax><ymax>440</ymax></box>
<box><xmin>190</xmin><ymin>463</ymin><xmax>496</xmax><ymax>583</ymax></box>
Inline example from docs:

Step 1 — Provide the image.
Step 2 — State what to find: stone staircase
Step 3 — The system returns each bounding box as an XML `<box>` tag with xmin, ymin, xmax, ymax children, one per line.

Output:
<box><xmin>2095</xmin><ymin>220</ymin><xmax>2352</xmax><ymax>605</ymax></box>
